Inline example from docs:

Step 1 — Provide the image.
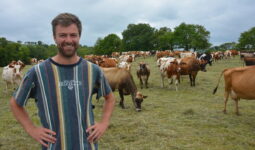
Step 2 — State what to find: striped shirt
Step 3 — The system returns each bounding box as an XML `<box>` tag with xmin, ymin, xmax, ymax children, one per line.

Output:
<box><xmin>13</xmin><ymin>57</ymin><xmax>112</xmax><ymax>150</ymax></box>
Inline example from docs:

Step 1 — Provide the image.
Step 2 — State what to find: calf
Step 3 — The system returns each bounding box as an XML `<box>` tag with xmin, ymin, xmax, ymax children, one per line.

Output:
<box><xmin>101</xmin><ymin>67</ymin><xmax>147</xmax><ymax>111</ymax></box>
<box><xmin>136</xmin><ymin>62</ymin><xmax>150</xmax><ymax>89</ymax></box>
<box><xmin>213</xmin><ymin>66</ymin><xmax>255</xmax><ymax>115</ymax></box>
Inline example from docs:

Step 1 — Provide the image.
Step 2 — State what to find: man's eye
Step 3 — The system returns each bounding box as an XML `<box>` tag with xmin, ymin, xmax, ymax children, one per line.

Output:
<box><xmin>59</xmin><ymin>34</ymin><xmax>66</xmax><ymax>37</ymax></box>
<box><xmin>71</xmin><ymin>34</ymin><xmax>78</xmax><ymax>37</ymax></box>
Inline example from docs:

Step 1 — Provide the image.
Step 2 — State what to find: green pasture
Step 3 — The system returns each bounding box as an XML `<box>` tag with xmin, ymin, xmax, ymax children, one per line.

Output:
<box><xmin>1</xmin><ymin>56</ymin><xmax>255</xmax><ymax>150</ymax></box>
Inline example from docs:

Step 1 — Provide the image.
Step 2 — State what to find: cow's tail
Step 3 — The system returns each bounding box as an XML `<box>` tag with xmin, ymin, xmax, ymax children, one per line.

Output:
<box><xmin>213</xmin><ymin>69</ymin><xmax>226</xmax><ymax>94</ymax></box>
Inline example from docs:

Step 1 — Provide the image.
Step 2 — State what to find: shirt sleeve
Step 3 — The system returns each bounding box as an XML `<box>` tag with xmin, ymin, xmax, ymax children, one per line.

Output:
<box><xmin>12</xmin><ymin>67</ymin><xmax>36</xmax><ymax>107</ymax></box>
<box><xmin>94</xmin><ymin>66</ymin><xmax>112</xmax><ymax>99</ymax></box>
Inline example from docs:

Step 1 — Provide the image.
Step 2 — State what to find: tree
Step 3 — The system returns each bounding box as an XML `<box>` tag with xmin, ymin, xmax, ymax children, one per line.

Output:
<box><xmin>0</xmin><ymin>37</ymin><xmax>8</xmax><ymax>48</ymax></box>
<box><xmin>237</xmin><ymin>27</ymin><xmax>255</xmax><ymax>50</ymax></box>
<box><xmin>18</xmin><ymin>45</ymin><xmax>30</xmax><ymax>64</ymax></box>
<box><xmin>122</xmin><ymin>23</ymin><xmax>156</xmax><ymax>51</ymax></box>
<box><xmin>77</xmin><ymin>45</ymin><xmax>94</xmax><ymax>57</ymax></box>
<box><xmin>219</xmin><ymin>42</ymin><xmax>237</xmax><ymax>50</ymax></box>
<box><xmin>174</xmin><ymin>23</ymin><xmax>211</xmax><ymax>51</ymax></box>
<box><xmin>191</xmin><ymin>25</ymin><xmax>211</xmax><ymax>50</ymax></box>
<box><xmin>154</xmin><ymin>27</ymin><xmax>174</xmax><ymax>50</ymax></box>
<box><xmin>174</xmin><ymin>23</ymin><xmax>194</xmax><ymax>50</ymax></box>
<box><xmin>94</xmin><ymin>34</ymin><xmax>122</xmax><ymax>55</ymax></box>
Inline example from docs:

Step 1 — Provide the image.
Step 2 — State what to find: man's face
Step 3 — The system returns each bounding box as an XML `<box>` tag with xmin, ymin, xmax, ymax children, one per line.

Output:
<box><xmin>54</xmin><ymin>24</ymin><xmax>80</xmax><ymax>58</ymax></box>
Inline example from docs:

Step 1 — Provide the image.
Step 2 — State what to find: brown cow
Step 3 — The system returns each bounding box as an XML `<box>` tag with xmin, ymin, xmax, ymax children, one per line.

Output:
<box><xmin>137</xmin><ymin>62</ymin><xmax>150</xmax><ymax>89</ymax></box>
<box><xmin>179</xmin><ymin>57</ymin><xmax>206</xmax><ymax>86</ymax></box>
<box><xmin>213</xmin><ymin>66</ymin><xmax>255</xmax><ymax>115</ymax></box>
<box><xmin>98</xmin><ymin>58</ymin><xmax>118</xmax><ymax>67</ymax></box>
<box><xmin>101</xmin><ymin>67</ymin><xmax>147</xmax><ymax>111</ymax></box>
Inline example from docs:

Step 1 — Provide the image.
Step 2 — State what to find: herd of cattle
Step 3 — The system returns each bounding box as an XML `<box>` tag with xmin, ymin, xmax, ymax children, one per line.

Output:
<box><xmin>2</xmin><ymin>49</ymin><xmax>255</xmax><ymax>114</ymax></box>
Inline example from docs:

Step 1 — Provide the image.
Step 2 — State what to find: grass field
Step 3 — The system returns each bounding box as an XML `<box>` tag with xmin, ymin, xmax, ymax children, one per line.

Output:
<box><xmin>1</xmin><ymin>56</ymin><xmax>255</xmax><ymax>150</ymax></box>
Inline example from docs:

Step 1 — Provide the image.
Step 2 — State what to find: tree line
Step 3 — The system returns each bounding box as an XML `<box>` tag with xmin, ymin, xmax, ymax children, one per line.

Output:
<box><xmin>1</xmin><ymin>22</ymin><xmax>255</xmax><ymax>66</ymax></box>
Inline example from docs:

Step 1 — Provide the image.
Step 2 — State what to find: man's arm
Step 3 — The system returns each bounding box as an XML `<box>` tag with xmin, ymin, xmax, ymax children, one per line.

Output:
<box><xmin>10</xmin><ymin>97</ymin><xmax>56</xmax><ymax>147</ymax></box>
<box><xmin>86</xmin><ymin>92</ymin><xmax>115</xmax><ymax>143</ymax></box>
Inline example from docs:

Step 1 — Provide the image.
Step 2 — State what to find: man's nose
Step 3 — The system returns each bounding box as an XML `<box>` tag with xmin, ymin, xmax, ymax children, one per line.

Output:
<box><xmin>64</xmin><ymin>35</ymin><xmax>73</xmax><ymax>43</ymax></box>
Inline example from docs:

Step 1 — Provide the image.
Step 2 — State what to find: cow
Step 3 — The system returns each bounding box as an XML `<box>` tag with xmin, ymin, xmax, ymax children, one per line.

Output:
<box><xmin>118</xmin><ymin>61</ymin><xmax>131</xmax><ymax>72</ymax></box>
<box><xmin>213</xmin><ymin>66</ymin><xmax>255</xmax><ymax>115</ymax></box>
<box><xmin>165</xmin><ymin>59</ymin><xmax>181</xmax><ymax>91</ymax></box>
<box><xmin>197</xmin><ymin>52</ymin><xmax>213</xmax><ymax>66</ymax></box>
<box><xmin>2</xmin><ymin>61</ymin><xmax>25</xmax><ymax>92</ymax></box>
<box><xmin>38</xmin><ymin>59</ymin><xmax>45</xmax><ymax>63</ymax></box>
<box><xmin>30</xmin><ymin>58</ymin><xmax>38</xmax><ymax>65</ymax></box>
<box><xmin>179</xmin><ymin>57</ymin><xmax>206</xmax><ymax>86</ymax></box>
<box><xmin>243</xmin><ymin>57</ymin><xmax>255</xmax><ymax>66</ymax></box>
<box><xmin>157</xmin><ymin>57</ymin><xmax>176</xmax><ymax>88</ymax></box>
<box><xmin>98</xmin><ymin>58</ymin><xmax>118</xmax><ymax>67</ymax></box>
<box><xmin>180</xmin><ymin>52</ymin><xmax>197</xmax><ymax>58</ymax></box>
<box><xmin>101</xmin><ymin>67</ymin><xmax>147</xmax><ymax>111</ymax></box>
<box><xmin>136</xmin><ymin>62</ymin><xmax>150</xmax><ymax>89</ymax></box>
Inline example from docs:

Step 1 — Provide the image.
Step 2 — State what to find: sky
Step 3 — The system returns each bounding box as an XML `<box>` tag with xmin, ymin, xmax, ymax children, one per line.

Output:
<box><xmin>1</xmin><ymin>0</ymin><xmax>255</xmax><ymax>47</ymax></box>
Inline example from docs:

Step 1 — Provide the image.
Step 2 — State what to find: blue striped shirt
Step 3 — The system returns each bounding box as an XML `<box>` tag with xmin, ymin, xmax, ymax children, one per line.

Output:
<box><xmin>13</xmin><ymin>57</ymin><xmax>112</xmax><ymax>150</ymax></box>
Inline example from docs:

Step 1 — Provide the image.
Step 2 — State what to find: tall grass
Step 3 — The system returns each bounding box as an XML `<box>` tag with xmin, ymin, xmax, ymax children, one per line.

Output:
<box><xmin>1</xmin><ymin>56</ymin><xmax>255</xmax><ymax>150</ymax></box>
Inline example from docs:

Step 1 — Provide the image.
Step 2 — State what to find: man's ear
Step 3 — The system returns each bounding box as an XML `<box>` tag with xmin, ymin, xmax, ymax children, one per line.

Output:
<box><xmin>53</xmin><ymin>35</ymin><xmax>57</xmax><ymax>43</ymax></box>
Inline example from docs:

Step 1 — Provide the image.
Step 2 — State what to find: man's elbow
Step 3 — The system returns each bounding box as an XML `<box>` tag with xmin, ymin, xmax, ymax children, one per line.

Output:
<box><xmin>10</xmin><ymin>97</ymin><xmax>20</xmax><ymax>110</ymax></box>
<box><xmin>105</xmin><ymin>93</ymin><xmax>116</xmax><ymax>103</ymax></box>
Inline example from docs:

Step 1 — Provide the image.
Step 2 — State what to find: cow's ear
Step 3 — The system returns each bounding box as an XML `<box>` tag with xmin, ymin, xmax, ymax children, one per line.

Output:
<box><xmin>143</xmin><ymin>95</ymin><xmax>148</xmax><ymax>99</ymax></box>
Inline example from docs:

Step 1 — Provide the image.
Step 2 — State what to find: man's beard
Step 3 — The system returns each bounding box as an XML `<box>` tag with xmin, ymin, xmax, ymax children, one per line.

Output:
<box><xmin>57</xmin><ymin>42</ymin><xmax>78</xmax><ymax>58</ymax></box>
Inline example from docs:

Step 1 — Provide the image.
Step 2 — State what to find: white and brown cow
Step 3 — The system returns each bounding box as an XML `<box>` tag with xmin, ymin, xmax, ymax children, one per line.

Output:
<box><xmin>157</xmin><ymin>57</ymin><xmax>177</xmax><ymax>88</ymax></box>
<box><xmin>118</xmin><ymin>61</ymin><xmax>131</xmax><ymax>72</ymax></box>
<box><xmin>101</xmin><ymin>67</ymin><xmax>147</xmax><ymax>111</ymax></box>
<box><xmin>165</xmin><ymin>59</ymin><xmax>181</xmax><ymax>91</ymax></box>
<box><xmin>136</xmin><ymin>62</ymin><xmax>150</xmax><ymax>89</ymax></box>
<box><xmin>213</xmin><ymin>66</ymin><xmax>255</xmax><ymax>115</ymax></box>
<box><xmin>2</xmin><ymin>60</ymin><xmax>25</xmax><ymax>92</ymax></box>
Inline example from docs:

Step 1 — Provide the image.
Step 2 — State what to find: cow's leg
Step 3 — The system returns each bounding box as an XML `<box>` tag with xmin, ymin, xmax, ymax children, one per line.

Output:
<box><xmin>161</xmin><ymin>74</ymin><xmax>165</xmax><ymax>88</ymax></box>
<box><xmin>4</xmin><ymin>83</ymin><xmax>8</xmax><ymax>93</ymax></box>
<box><xmin>169</xmin><ymin>78</ymin><xmax>173</xmax><ymax>84</ymax></box>
<box><xmin>193</xmin><ymin>74</ymin><xmax>196</xmax><ymax>86</ymax></box>
<box><xmin>167</xmin><ymin>77</ymin><xmax>172</xmax><ymax>89</ymax></box>
<box><xmin>234</xmin><ymin>99</ymin><xmax>240</xmax><ymax>115</ymax></box>
<box><xmin>145</xmin><ymin>77</ymin><xmax>148</xmax><ymax>88</ymax></box>
<box><xmin>223</xmin><ymin>91</ymin><xmax>229</xmax><ymax>114</ymax></box>
<box><xmin>189</xmin><ymin>74</ymin><xmax>193</xmax><ymax>86</ymax></box>
<box><xmin>139</xmin><ymin>78</ymin><xmax>143</xmax><ymax>89</ymax></box>
<box><xmin>174</xmin><ymin>76</ymin><xmax>179</xmax><ymax>91</ymax></box>
<box><xmin>118</xmin><ymin>90</ymin><xmax>125</xmax><ymax>109</ymax></box>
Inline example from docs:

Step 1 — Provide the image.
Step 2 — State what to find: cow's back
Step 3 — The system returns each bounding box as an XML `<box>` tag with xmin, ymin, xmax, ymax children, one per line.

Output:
<box><xmin>225</xmin><ymin>66</ymin><xmax>255</xmax><ymax>99</ymax></box>
<box><xmin>101</xmin><ymin>67</ymin><xmax>136</xmax><ymax>94</ymax></box>
<box><xmin>180</xmin><ymin>57</ymin><xmax>200</xmax><ymax>75</ymax></box>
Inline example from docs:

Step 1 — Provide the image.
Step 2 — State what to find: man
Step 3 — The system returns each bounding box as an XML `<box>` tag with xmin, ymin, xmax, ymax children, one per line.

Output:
<box><xmin>10</xmin><ymin>13</ymin><xmax>115</xmax><ymax>150</ymax></box>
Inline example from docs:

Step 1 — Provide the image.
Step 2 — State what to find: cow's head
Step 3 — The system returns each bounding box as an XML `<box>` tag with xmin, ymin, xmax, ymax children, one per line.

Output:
<box><xmin>134</xmin><ymin>91</ymin><xmax>147</xmax><ymax>112</ymax></box>
<box><xmin>199</xmin><ymin>59</ymin><xmax>207</xmax><ymax>72</ymax></box>
<box><xmin>138</xmin><ymin>62</ymin><xmax>149</xmax><ymax>72</ymax></box>
<box><xmin>8</xmin><ymin>63</ymin><xmax>23</xmax><ymax>78</ymax></box>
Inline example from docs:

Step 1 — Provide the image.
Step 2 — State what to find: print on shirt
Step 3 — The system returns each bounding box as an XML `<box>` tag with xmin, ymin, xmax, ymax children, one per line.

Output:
<box><xmin>59</xmin><ymin>80</ymin><xmax>82</xmax><ymax>90</ymax></box>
